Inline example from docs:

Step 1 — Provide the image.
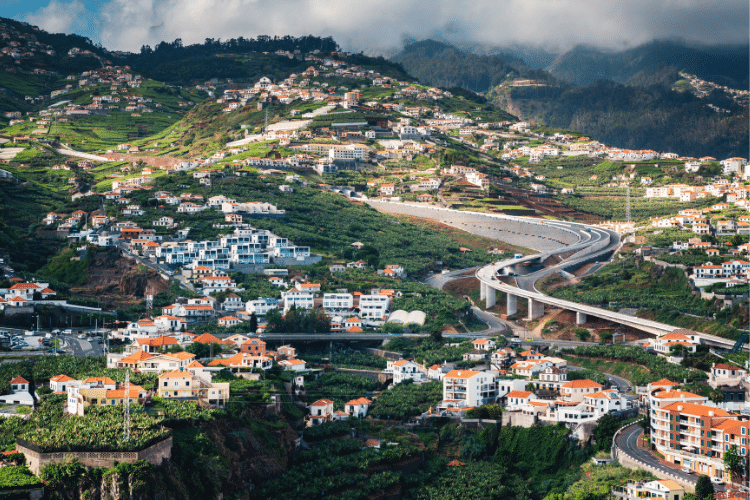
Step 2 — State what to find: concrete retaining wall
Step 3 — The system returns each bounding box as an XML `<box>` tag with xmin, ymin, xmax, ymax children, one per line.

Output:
<box><xmin>500</xmin><ymin>411</ymin><xmax>538</xmax><ymax>428</ymax></box>
<box><xmin>611</xmin><ymin>423</ymin><xmax>695</xmax><ymax>492</ymax></box>
<box><xmin>334</xmin><ymin>367</ymin><xmax>390</xmax><ymax>383</ymax></box>
<box><xmin>363</xmin><ymin>347</ymin><xmax>402</xmax><ymax>360</ymax></box>
<box><xmin>18</xmin><ymin>437</ymin><xmax>172</xmax><ymax>475</ymax></box>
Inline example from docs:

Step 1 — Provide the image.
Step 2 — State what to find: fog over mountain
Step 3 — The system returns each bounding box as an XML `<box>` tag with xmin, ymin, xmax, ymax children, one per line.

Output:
<box><xmin>15</xmin><ymin>0</ymin><xmax>749</xmax><ymax>54</ymax></box>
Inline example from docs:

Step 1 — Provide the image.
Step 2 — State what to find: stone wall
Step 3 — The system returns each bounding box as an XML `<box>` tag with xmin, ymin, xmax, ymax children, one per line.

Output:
<box><xmin>18</xmin><ymin>437</ymin><xmax>172</xmax><ymax>475</ymax></box>
<box><xmin>500</xmin><ymin>411</ymin><xmax>538</xmax><ymax>428</ymax></box>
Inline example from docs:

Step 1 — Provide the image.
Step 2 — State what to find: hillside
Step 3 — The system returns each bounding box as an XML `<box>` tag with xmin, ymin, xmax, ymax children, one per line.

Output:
<box><xmin>391</xmin><ymin>39</ymin><xmax>555</xmax><ymax>93</ymax></box>
<box><xmin>492</xmin><ymin>81</ymin><xmax>749</xmax><ymax>159</ymax></box>
<box><xmin>545</xmin><ymin>41</ymin><xmax>750</xmax><ymax>88</ymax></box>
<box><xmin>388</xmin><ymin>39</ymin><xmax>749</xmax><ymax>159</ymax></box>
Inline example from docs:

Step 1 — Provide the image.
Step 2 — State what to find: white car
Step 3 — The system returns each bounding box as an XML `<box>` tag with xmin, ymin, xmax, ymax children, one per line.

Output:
<box><xmin>710</xmin><ymin>477</ymin><xmax>724</xmax><ymax>485</ymax></box>
<box><xmin>510</xmin><ymin>338</ymin><xmax>521</xmax><ymax>343</ymax></box>
<box><xmin>78</xmin><ymin>334</ymin><xmax>86</xmax><ymax>339</ymax></box>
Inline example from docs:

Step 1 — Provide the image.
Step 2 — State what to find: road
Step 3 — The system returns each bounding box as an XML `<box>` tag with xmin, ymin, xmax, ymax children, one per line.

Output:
<box><xmin>616</xmin><ymin>424</ymin><xmax>725</xmax><ymax>489</ymax></box>
<box><xmin>422</xmin><ymin>267</ymin><xmax>510</xmax><ymax>336</ymax></box>
<box><xmin>62</xmin><ymin>334</ymin><xmax>105</xmax><ymax>357</ymax></box>
<box><xmin>605</xmin><ymin>373</ymin><xmax>633</xmax><ymax>393</ymax></box>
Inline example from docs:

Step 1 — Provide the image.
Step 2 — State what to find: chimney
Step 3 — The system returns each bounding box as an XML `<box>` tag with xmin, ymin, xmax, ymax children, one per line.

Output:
<box><xmin>677</xmin><ymin>405</ymin><xmax>683</xmax><ymax>411</ymax></box>
<box><xmin>709</xmin><ymin>411</ymin><xmax>714</xmax><ymax>417</ymax></box>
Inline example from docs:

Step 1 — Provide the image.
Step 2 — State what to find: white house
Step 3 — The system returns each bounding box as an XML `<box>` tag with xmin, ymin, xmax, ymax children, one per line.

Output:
<box><xmin>308</xmin><ymin>399</ymin><xmax>334</xmax><ymax>426</ymax></box>
<box><xmin>505</xmin><ymin>390</ymin><xmax>537</xmax><ymax>409</ymax></box>
<box><xmin>582</xmin><ymin>389</ymin><xmax>628</xmax><ymax>416</ymax></box>
<box><xmin>279</xmin><ymin>359</ymin><xmax>307</xmax><ymax>371</ymax></box>
<box><xmin>345</xmin><ymin>397</ymin><xmax>372</xmax><ymax>417</ymax></box>
<box><xmin>472</xmin><ymin>338</ymin><xmax>496</xmax><ymax>351</ymax></box>
<box><xmin>387</xmin><ymin>360</ymin><xmax>423</xmax><ymax>384</ymax></box>
<box><xmin>0</xmin><ymin>376</ymin><xmax>34</xmax><ymax>406</ymax></box>
<box><xmin>559</xmin><ymin>379</ymin><xmax>604</xmax><ymax>403</ymax></box>
<box><xmin>49</xmin><ymin>374</ymin><xmax>80</xmax><ymax>393</ymax></box>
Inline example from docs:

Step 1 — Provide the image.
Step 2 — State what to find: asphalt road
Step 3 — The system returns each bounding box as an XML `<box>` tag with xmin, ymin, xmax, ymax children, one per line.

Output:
<box><xmin>513</xmin><ymin>227</ymin><xmax>621</xmax><ymax>294</ymax></box>
<box><xmin>605</xmin><ymin>373</ymin><xmax>633</xmax><ymax>393</ymax></box>
<box><xmin>616</xmin><ymin>424</ymin><xmax>727</xmax><ymax>489</ymax></box>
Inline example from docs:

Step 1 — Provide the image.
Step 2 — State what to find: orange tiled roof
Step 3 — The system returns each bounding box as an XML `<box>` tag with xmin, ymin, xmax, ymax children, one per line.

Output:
<box><xmin>561</xmin><ymin>379</ymin><xmax>603</xmax><ymax>389</ymax></box>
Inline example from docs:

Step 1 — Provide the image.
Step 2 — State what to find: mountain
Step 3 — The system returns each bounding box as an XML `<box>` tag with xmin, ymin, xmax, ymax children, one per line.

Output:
<box><xmin>459</xmin><ymin>42</ymin><xmax>559</xmax><ymax>70</ymax></box>
<box><xmin>391</xmin><ymin>39</ymin><xmax>555</xmax><ymax>93</ymax></box>
<box><xmin>546</xmin><ymin>41</ymin><xmax>750</xmax><ymax>88</ymax></box>
<box><xmin>493</xmin><ymin>81</ymin><xmax>748</xmax><ymax>159</ymax></box>
<box><xmin>389</xmin><ymin>38</ymin><xmax>748</xmax><ymax>159</ymax></box>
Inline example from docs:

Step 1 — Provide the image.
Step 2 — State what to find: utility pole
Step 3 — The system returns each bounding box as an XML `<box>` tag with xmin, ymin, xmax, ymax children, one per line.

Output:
<box><xmin>626</xmin><ymin>184</ymin><xmax>631</xmax><ymax>224</ymax></box>
<box><xmin>123</xmin><ymin>370</ymin><xmax>130</xmax><ymax>442</ymax></box>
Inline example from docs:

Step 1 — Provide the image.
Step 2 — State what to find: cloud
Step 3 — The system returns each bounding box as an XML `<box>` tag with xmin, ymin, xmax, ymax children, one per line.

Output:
<box><xmin>24</xmin><ymin>0</ymin><xmax>100</xmax><ymax>41</ymax></box>
<box><xmin>42</xmin><ymin>0</ymin><xmax>750</xmax><ymax>53</ymax></box>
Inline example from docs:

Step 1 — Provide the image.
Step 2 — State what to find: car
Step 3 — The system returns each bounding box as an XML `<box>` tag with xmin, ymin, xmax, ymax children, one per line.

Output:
<box><xmin>78</xmin><ymin>334</ymin><xmax>86</xmax><ymax>339</ymax></box>
<box><xmin>62</xmin><ymin>329</ymin><xmax>72</xmax><ymax>335</ymax></box>
<box><xmin>710</xmin><ymin>477</ymin><xmax>724</xmax><ymax>485</ymax></box>
<box><xmin>525</xmin><ymin>338</ymin><xmax>534</xmax><ymax>341</ymax></box>
<box><xmin>510</xmin><ymin>338</ymin><xmax>521</xmax><ymax>343</ymax></box>
<box><xmin>680</xmin><ymin>468</ymin><xmax>693</xmax><ymax>474</ymax></box>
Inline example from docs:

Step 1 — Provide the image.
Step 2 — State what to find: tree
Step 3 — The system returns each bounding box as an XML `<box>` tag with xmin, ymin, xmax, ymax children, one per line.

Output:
<box><xmin>599</xmin><ymin>331</ymin><xmax>613</xmax><ymax>343</ymax></box>
<box><xmin>186</xmin><ymin>342</ymin><xmax>224</xmax><ymax>359</ymax></box>
<box><xmin>574</xmin><ymin>328</ymin><xmax>590</xmax><ymax>342</ymax></box>
<box><xmin>249</xmin><ymin>313</ymin><xmax>258</xmax><ymax>333</ymax></box>
<box><xmin>694</xmin><ymin>475</ymin><xmax>714</xmax><ymax>500</ymax></box>
<box><xmin>723</xmin><ymin>445</ymin><xmax>744</xmax><ymax>484</ymax></box>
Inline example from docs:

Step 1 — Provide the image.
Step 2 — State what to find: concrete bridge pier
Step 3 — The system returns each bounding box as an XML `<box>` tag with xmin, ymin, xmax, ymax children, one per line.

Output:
<box><xmin>507</xmin><ymin>293</ymin><xmax>517</xmax><ymax>316</ymax></box>
<box><xmin>576</xmin><ymin>312</ymin><xmax>587</xmax><ymax>325</ymax></box>
<box><xmin>480</xmin><ymin>281</ymin><xmax>487</xmax><ymax>300</ymax></box>
<box><xmin>528</xmin><ymin>298</ymin><xmax>544</xmax><ymax>320</ymax></box>
<box><xmin>486</xmin><ymin>287</ymin><xmax>496</xmax><ymax>308</ymax></box>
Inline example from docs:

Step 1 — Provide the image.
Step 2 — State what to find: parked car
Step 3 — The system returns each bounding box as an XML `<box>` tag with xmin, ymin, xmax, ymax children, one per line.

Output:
<box><xmin>680</xmin><ymin>468</ymin><xmax>693</xmax><ymax>474</ymax></box>
<box><xmin>710</xmin><ymin>477</ymin><xmax>724</xmax><ymax>485</ymax></box>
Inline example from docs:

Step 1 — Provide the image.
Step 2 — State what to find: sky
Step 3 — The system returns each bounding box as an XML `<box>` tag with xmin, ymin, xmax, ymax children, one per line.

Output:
<box><xmin>2</xmin><ymin>0</ymin><xmax>748</xmax><ymax>54</ymax></box>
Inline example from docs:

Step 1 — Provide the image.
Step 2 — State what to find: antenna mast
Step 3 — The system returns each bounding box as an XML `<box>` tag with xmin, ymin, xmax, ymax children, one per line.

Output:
<box><xmin>145</xmin><ymin>288</ymin><xmax>154</xmax><ymax>318</ymax></box>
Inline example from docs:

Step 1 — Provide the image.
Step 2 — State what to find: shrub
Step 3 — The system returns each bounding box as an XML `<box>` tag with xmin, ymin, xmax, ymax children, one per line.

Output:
<box><xmin>0</xmin><ymin>466</ymin><xmax>42</xmax><ymax>489</ymax></box>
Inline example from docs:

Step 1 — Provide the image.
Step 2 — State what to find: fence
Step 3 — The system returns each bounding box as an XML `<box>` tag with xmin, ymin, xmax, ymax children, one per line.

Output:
<box><xmin>17</xmin><ymin>436</ymin><xmax>172</xmax><ymax>475</ymax></box>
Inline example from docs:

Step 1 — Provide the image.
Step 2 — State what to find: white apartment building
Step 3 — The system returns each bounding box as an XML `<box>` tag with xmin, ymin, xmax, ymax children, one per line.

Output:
<box><xmin>442</xmin><ymin>369</ymin><xmax>497</xmax><ymax>408</ymax></box>
<box><xmin>245</xmin><ymin>297</ymin><xmax>279</xmax><ymax>316</ymax></box>
<box><xmin>154</xmin><ymin>227</ymin><xmax>308</xmax><ymax>269</ymax></box>
<box><xmin>358</xmin><ymin>294</ymin><xmax>390</xmax><ymax>325</ymax></box>
<box><xmin>323</xmin><ymin>293</ymin><xmax>353</xmax><ymax>314</ymax></box>
<box><xmin>281</xmin><ymin>288</ymin><xmax>315</xmax><ymax>313</ymax></box>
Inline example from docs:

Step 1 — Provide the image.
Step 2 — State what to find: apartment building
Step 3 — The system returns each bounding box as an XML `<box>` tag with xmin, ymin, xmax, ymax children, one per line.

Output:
<box><xmin>358</xmin><ymin>294</ymin><xmax>390</xmax><ymax>326</ymax></box>
<box><xmin>154</xmin><ymin>227</ymin><xmax>309</xmax><ymax>269</ymax></box>
<box><xmin>650</xmin><ymin>401</ymin><xmax>748</xmax><ymax>480</ymax></box>
<box><xmin>559</xmin><ymin>379</ymin><xmax>604</xmax><ymax>403</ymax></box>
<box><xmin>156</xmin><ymin>368</ymin><xmax>229</xmax><ymax>407</ymax></box>
<box><xmin>441</xmin><ymin>369</ymin><xmax>497</xmax><ymax>409</ymax></box>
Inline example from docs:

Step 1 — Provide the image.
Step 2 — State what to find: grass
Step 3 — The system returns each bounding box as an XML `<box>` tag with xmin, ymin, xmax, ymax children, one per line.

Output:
<box><xmin>561</xmin><ymin>355</ymin><xmax>651</xmax><ymax>385</ymax></box>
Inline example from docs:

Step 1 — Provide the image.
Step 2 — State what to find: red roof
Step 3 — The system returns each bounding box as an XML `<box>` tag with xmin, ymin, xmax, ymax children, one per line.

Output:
<box><xmin>9</xmin><ymin>377</ymin><xmax>28</xmax><ymax>385</ymax></box>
